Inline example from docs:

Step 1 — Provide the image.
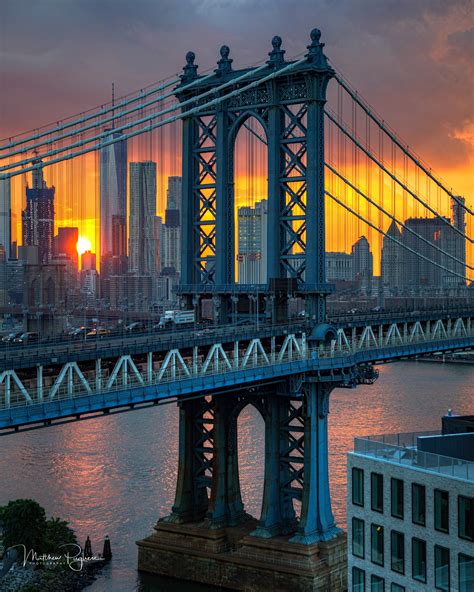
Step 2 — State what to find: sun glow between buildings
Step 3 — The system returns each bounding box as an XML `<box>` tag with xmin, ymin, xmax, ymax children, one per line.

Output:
<box><xmin>76</xmin><ymin>236</ymin><xmax>92</xmax><ymax>257</ymax></box>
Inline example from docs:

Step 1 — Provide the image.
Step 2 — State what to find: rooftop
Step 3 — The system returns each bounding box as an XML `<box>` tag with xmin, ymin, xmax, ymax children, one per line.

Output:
<box><xmin>352</xmin><ymin>430</ymin><xmax>474</xmax><ymax>483</ymax></box>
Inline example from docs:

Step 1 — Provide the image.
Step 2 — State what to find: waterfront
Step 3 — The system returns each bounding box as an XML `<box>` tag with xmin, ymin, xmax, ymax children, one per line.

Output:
<box><xmin>0</xmin><ymin>361</ymin><xmax>472</xmax><ymax>591</ymax></box>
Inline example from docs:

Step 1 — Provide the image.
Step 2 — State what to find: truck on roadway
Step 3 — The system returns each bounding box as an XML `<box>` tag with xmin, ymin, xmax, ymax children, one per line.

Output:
<box><xmin>157</xmin><ymin>310</ymin><xmax>195</xmax><ymax>329</ymax></box>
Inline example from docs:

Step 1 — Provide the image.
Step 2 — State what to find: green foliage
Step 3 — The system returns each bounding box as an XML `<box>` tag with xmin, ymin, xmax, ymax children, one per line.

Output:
<box><xmin>1</xmin><ymin>499</ymin><xmax>47</xmax><ymax>552</ymax></box>
<box><xmin>19</xmin><ymin>586</ymin><xmax>42</xmax><ymax>592</ymax></box>
<box><xmin>43</xmin><ymin>517</ymin><xmax>77</xmax><ymax>553</ymax></box>
<box><xmin>0</xmin><ymin>499</ymin><xmax>77</xmax><ymax>558</ymax></box>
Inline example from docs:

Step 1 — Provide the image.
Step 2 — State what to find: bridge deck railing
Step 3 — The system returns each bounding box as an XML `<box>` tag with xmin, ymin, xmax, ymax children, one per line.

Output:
<box><xmin>354</xmin><ymin>436</ymin><xmax>474</xmax><ymax>483</ymax></box>
<box><xmin>0</xmin><ymin>318</ymin><xmax>473</xmax><ymax>412</ymax></box>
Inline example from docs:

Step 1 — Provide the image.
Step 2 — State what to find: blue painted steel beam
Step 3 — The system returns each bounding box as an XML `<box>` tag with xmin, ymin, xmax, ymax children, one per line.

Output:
<box><xmin>0</xmin><ymin>335</ymin><xmax>472</xmax><ymax>432</ymax></box>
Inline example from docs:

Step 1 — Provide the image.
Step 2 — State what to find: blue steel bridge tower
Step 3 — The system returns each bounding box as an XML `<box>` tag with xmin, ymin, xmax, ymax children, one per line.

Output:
<box><xmin>138</xmin><ymin>29</ymin><xmax>348</xmax><ymax>591</ymax></box>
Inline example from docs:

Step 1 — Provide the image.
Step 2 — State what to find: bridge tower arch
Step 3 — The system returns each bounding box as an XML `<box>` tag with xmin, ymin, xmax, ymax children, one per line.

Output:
<box><xmin>177</xmin><ymin>31</ymin><xmax>334</xmax><ymax>325</ymax></box>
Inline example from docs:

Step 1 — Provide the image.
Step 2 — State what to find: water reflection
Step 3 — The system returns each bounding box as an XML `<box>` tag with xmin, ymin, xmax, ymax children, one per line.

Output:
<box><xmin>0</xmin><ymin>362</ymin><xmax>472</xmax><ymax>591</ymax></box>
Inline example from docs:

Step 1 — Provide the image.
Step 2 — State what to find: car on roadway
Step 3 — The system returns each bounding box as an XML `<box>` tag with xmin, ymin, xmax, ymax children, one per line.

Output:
<box><xmin>125</xmin><ymin>322</ymin><xmax>146</xmax><ymax>333</ymax></box>
<box><xmin>1</xmin><ymin>331</ymin><xmax>23</xmax><ymax>344</ymax></box>
<box><xmin>69</xmin><ymin>327</ymin><xmax>90</xmax><ymax>339</ymax></box>
<box><xmin>195</xmin><ymin>328</ymin><xmax>215</xmax><ymax>337</ymax></box>
<box><xmin>86</xmin><ymin>327</ymin><xmax>111</xmax><ymax>339</ymax></box>
<box><xmin>13</xmin><ymin>332</ymin><xmax>39</xmax><ymax>344</ymax></box>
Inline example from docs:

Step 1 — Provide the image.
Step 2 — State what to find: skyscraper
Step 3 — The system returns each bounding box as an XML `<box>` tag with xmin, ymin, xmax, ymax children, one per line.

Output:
<box><xmin>22</xmin><ymin>164</ymin><xmax>55</xmax><ymax>264</ymax></box>
<box><xmin>129</xmin><ymin>161</ymin><xmax>158</xmax><ymax>276</ymax></box>
<box><xmin>381</xmin><ymin>221</ymin><xmax>403</xmax><ymax>293</ymax></box>
<box><xmin>100</xmin><ymin>131</ymin><xmax>127</xmax><ymax>260</ymax></box>
<box><xmin>449</xmin><ymin>197</ymin><xmax>466</xmax><ymax>288</ymax></box>
<box><xmin>351</xmin><ymin>236</ymin><xmax>374</xmax><ymax>295</ymax></box>
<box><xmin>403</xmin><ymin>212</ymin><xmax>467</xmax><ymax>291</ymax></box>
<box><xmin>81</xmin><ymin>250</ymin><xmax>97</xmax><ymax>301</ymax></box>
<box><xmin>351</xmin><ymin>236</ymin><xmax>373</xmax><ymax>279</ymax></box>
<box><xmin>0</xmin><ymin>178</ymin><xmax>11</xmax><ymax>259</ymax></box>
<box><xmin>163</xmin><ymin>176</ymin><xmax>182</xmax><ymax>273</ymax></box>
<box><xmin>54</xmin><ymin>227</ymin><xmax>79</xmax><ymax>265</ymax></box>
<box><xmin>237</xmin><ymin>199</ymin><xmax>268</xmax><ymax>284</ymax></box>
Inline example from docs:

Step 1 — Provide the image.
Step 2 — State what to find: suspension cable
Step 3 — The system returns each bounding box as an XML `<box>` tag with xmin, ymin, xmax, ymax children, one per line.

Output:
<box><xmin>333</xmin><ymin>72</ymin><xmax>473</xmax><ymax>216</ymax></box>
<box><xmin>0</xmin><ymin>62</ymin><xmax>275</xmax><ymax>173</ymax></box>
<box><xmin>325</xmin><ymin>109</ymin><xmax>473</xmax><ymax>244</ymax></box>
<box><xmin>0</xmin><ymin>77</ymin><xmax>179</xmax><ymax>152</ymax></box>
<box><xmin>1</xmin><ymin>58</ymin><xmax>307</xmax><ymax>180</ymax></box>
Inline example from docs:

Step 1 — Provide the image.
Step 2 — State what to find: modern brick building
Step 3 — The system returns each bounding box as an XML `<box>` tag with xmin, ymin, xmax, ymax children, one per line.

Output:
<box><xmin>347</xmin><ymin>426</ymin><xmax>474</xmax><ymax>591</ymax></box>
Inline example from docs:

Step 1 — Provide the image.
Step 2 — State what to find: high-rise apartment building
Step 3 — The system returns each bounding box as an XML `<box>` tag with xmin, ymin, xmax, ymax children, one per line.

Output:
<box><xmin>22</xmin><ymin>164</ymin><xmax>55</xmax><ymax>264</ymax></box>
<box><xmin>163</xmin><ymin>176</ymin><xmax>182</xmax><ymax>273</ymax></box>
<box><xmin>237</xmin><ymin>199</ymin><xmax>268</xmax><ymax>284</ymax></box>
<box><xmin>100</xmin><ymin>131</ymin><xmax>127</xmax><ymax>260</ymax></box>
<box><xmin>129</xmin><ymin>162</ymin><xmax>158</xmax><ymax>276</ymax></box>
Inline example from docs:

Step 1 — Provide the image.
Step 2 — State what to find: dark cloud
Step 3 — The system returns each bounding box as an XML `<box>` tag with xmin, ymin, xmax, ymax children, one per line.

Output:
<box><xmin>1</xmin><ymin>0</ymin><xmax>473</xmax><ymax>172</ymax></box>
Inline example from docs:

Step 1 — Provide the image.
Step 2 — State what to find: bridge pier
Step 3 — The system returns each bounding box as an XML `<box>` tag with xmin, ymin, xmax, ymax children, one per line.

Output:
<box><xmin>137</xmin><ymin>380</ymin><xmax>347</xmax><ymax>591</ymax></box>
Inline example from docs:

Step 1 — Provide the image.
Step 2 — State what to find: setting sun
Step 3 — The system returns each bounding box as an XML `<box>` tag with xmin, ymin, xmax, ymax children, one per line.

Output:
<box><xmin>76</xmin><ymin>236</ymin><xmax>92</xmax><ymax>257</ymax></box>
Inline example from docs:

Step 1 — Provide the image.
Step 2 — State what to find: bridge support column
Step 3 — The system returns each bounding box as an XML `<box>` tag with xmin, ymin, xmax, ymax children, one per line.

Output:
<box><xmin>206</xmin><ymin>397</ymin><xmax>246</xmax><ymax>528</ymax></box>
<box><xmin>251</xmin><ymin>395</ymin><xmax>296</xmax><ymax>538</ymax></box>
<box><xmin>162</xmin><ymin>398</ymin><xmax>213</xmax><ymax>524</ymax></box>
<box><xmin>37</xmin><ymin>366</ymin><xmax>43</xmax><ymax>402</ymax></box>
<box><xmin>290</xmin><ymin>382</ymin><xmax>341</xmax><ymax>544</ymax></box>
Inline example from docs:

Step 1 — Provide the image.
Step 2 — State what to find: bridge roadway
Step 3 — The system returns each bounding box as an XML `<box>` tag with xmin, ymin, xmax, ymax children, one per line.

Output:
<box><xmin>0</xmin><ymin>309</ymin><xmax>472</xmax><ymax>434</ymax></box>
<box><xmin>1</xmin><ymin>308</ymin><xmax>471</xmax><ymax>371</ymax></box>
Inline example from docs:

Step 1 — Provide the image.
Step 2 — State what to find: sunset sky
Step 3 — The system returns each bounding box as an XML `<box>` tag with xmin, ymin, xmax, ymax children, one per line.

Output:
<box><xmin>1</xmin><ymin>0</ymin><xmax>473</xmax><ymax>270</ymax></box>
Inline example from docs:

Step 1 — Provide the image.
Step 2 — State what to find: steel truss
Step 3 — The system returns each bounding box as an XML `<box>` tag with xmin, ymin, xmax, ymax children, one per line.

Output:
<box><xmin>178</xmin><ymin>33</ymin><xmax>334</xmax><ymax>326</ymax></box>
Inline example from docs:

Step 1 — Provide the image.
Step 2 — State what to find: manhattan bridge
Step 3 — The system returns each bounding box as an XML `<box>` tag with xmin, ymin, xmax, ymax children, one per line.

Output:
<box><xmin>0</xmin><ymin>28</ymin><xmax>473</xmax><ymax>591</ymax></box>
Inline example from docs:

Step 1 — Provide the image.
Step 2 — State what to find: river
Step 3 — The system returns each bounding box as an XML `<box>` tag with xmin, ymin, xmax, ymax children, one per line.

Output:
<box><xmin>0</xmin><ymin>361</ymin><xmax>472</xmax><ymax>591</ymax></box>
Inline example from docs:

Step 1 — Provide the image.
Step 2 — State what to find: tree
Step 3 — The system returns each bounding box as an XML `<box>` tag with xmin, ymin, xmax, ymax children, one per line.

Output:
<box><xmin>1</xmin><ymin>499</ymin><xmax>47</xmax><ymax>552</ymax></box>
<box><xmin>43</xmin><ymin>517</ymin><xmax>77</xmax><ymax>553</ymax></box>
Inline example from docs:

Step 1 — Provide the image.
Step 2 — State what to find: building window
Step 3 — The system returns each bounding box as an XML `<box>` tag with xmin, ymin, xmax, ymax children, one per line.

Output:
<box><xmin>371</xmin><ymin>473</ymin><xmax>383</xmax><ymax>513</ymax></box>
<box><xmin>391</xmin><ymin>478</ymin><xmax>404</xmax><ymax>519</ymax></box>
<box><xmin>458</xmin><ymin>496</ymin><xmax>474</xmax><ymax>541</ymax></box>
<box><xmin>353</xmin><ymin>467</ymin><xmax>364</xmax><ymax>507</ymax></box>
<box><xmin>435</xmin><ymin>545</ymin><xmax>450</xmax><ymax>591</ymax></box>
<box><xmin>459</xmin><ymin>554</ymin><xmax>474</xmax><ymax>592</ymax></box>
<box><xmin>391</xmin><ymin>530</ymin><xmax>404</xmax><ymax>574</ymax></box>
<box><xmin>371</xmin><ymin>524</ymin><xmax>384</xmax><ymax>566</ymax></box>
<box><xmin>353</xmin><ymin>566</ymin><xmax>365</xmax><ymax>592</ymax></box>
<box><xmin>412</xmin><ymin>537</ymin><xmax>427</xmax><ymax>583</ymax></box>
<box><xmin>434</xmin><ymin>489</ymin><xmax>449</xmax><ymax>533</ymax></box>
<box><xmin>352</xmin><ymin>517</ymin><xmax>365</xmax><ymax>558</ymax></box>
<box><xmin>390</xmin><ymin>585</ymin><xmax>405</xmax><ymax>592</ymax></box>
<box><xmin>370</xmin><ymin>574</ymin><xmax>384</xmax><ymax>591</ymax></box>
<box><xmin>412</xmin><ymin>483</ymin><xmax>425</xmax><ymax>526</ymax></box>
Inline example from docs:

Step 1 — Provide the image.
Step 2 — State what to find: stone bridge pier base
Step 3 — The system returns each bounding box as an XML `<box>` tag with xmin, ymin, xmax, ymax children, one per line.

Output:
<box><xmin>137</xmin><ymin>380</ymin><xmax>347</xmax><ymax>591</ymax></box>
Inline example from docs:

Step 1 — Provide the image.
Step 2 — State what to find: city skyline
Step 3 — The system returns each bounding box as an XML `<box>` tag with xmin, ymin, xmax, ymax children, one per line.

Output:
<box><xmin>0</xmin><ymin>11</ymin><xmax>472</xmax><ymax>592</ymax></box>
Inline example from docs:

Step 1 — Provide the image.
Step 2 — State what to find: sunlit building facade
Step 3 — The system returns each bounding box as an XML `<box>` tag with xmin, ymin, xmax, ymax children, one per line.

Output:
<box><xmin>22</xmin><ymin>166</ymin><xmax>55</xmax><ymax>264</ymax></box>
<box><xmin>237</xmin><ymin>199</ymin><xmax>268</xmax><ymax>284</ymax></box>
<box><xmin>100</xmin><ymin>131</ymin><xmax>127</xmax><ymax>260</ymax></box>
<box><xmin>129</xmin><ymin>161</ymin><xmax>158</xmax><ymax>276</ymax></box>
<box><xmin>162</xmin><ymin>176</ymin><xmax>182</xmax><ymax>274</ymax></box>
